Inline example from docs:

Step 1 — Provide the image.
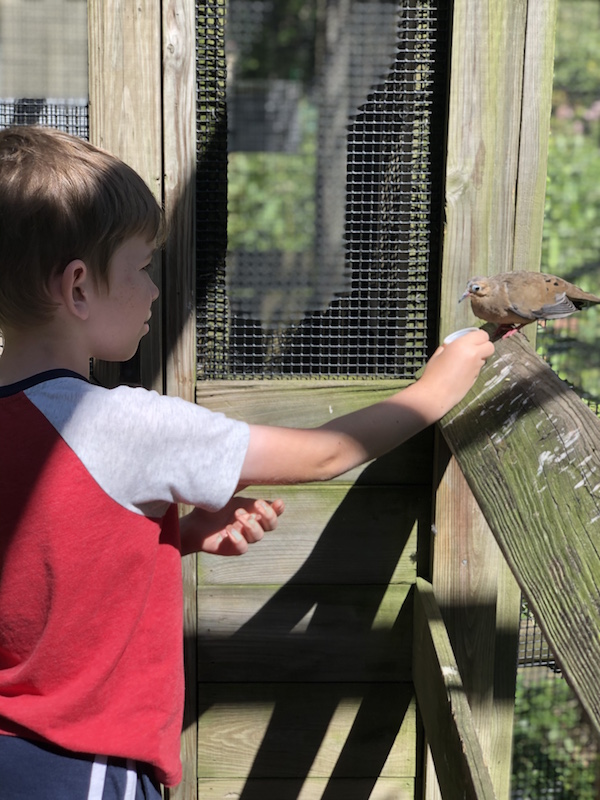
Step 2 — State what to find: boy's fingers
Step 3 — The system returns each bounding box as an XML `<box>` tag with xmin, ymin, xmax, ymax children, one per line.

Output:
<box><xmin>271</xmin><ymin>498</ymin><xmax>285</xmax><ymax>516</ymax></box>
<box><xmin>201</xmin><ymin>529</ymin><xmax>247</xmax><ymax>556</ymax></box>
<box><xmin>223</xmin><ymin>525</ymin><xmax>249</xmax><ymax>553</ymax></box>
<box><xmin>256</xmin><ymin>499</ymin><xmax>284</xmax><ymax>529</ymax></box>
<box><xmin>233</xmin><ymin>511</ymin><xmax>265</xmax><ymax>543</ymax></box>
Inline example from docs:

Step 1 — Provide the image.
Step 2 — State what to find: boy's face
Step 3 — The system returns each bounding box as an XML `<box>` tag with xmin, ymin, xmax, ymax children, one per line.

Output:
<box><xmin>88</xmin><ymin>235</ymin><xmax>159</xmax><ymax>362</ymax></box>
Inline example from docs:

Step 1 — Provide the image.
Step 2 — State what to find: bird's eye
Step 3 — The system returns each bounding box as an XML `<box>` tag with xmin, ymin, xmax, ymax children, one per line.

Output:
<box><xmin>471</xmin><ymin>283</ymin><xmax>481</xmax><ymax>292</ymax></box>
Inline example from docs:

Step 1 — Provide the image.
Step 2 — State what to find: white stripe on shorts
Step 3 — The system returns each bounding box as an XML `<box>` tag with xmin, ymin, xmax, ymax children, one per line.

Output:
<box><xmin>124</xmin><ymin>759</ymin><xmax>137</xmax><ymax>800</ymax></box>
<box><xmin>87</xmin><ymin>755</ymin><xmax>108</xmax><ymax>800</ymax></box>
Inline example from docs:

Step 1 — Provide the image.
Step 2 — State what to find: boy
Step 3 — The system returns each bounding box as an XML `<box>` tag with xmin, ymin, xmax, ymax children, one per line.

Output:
<box><xmin>0</xmin><ymin>125</ymin><xmax>493</xmax><ymax>799</ymax></box>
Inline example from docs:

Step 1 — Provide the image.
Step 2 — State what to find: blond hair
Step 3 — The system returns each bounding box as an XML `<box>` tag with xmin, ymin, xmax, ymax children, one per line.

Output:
<box><xmin>0</xmin><ymin>126</ymin><xmax>165</xmax><ymax>328</ymax></box>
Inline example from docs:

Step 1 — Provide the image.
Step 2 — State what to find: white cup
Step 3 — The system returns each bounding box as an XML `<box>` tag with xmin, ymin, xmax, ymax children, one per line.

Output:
<box><xmin>443</xmin><ymin>327</ymin><xmax>480</xmax><ymax>345</ymax></box>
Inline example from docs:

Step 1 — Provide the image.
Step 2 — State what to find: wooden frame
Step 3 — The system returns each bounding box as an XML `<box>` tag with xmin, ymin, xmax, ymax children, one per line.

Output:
<box><xmin>86</xmin><ymin>0</ymin><xmax>562</xmax><ymax>797</ymax></box>
<box><xmin>428</xmin><ymin>0</ymin><xmax>558</xmax><ymax>797</ymax></box>
<box><xmin>89</xmin><ymin>2</ymin><xmax>197</xmax><ymax>798</ymax></box>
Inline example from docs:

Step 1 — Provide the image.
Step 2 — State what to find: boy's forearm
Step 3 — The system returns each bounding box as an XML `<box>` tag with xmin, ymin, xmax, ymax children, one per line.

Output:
<box><xmin>241</xmin><ymin>331</ymin><xmax>494</xmax><ymax>486</ymax></box>
<box><xmin>243</xmin><ymin>379</ymin><xmax>455</xmax><ymax>486</ymax></box>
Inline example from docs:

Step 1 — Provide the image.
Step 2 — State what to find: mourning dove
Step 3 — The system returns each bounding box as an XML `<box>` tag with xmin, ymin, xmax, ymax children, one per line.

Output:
<box><xmin>460</xmin><ymin>271</ymin><xmax>600</xmax><ymax>336</ymax></box>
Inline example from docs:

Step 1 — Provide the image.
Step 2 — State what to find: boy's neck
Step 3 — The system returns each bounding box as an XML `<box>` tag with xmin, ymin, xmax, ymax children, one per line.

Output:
<box><xmin>0</xmin><ymin>326</ymin><xmax>90</xmax><ymax>386</ymax></box>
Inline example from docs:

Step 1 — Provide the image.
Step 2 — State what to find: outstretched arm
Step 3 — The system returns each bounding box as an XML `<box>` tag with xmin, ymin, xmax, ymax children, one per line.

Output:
<box><xmin>180</xmin><ymin>497</ymin><xmax>285</xmax><ymax>556</ymax></box>
<box><xmin>240</xmin><ymin>329</ymin><xmax>494</xmax><ymax>486</ymax></box>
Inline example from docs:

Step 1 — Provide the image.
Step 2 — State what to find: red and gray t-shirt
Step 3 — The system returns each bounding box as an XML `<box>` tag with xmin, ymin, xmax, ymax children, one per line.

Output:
<box><xmin>0</xmin><ymin>370</ymin><xmax>249</xmax><ymax>787</ymax></box>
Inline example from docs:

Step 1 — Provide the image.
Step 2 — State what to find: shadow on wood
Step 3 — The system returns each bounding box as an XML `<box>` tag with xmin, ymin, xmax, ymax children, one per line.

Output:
<box><xmin>192</xmin><ymin>453</ymin><xmax>428</xmax><ymax>800</ymax></box>
<box><xmin>439</xmin><ymin>329</ymin><xmax>600</xmax><ymax>738</ymax></box>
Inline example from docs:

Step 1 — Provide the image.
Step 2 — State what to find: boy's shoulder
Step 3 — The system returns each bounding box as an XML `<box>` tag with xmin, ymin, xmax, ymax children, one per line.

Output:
<box><xmin>2</xmin><ymin>369</ymin><xmax>250</xmax><ymax>517</ymax></box>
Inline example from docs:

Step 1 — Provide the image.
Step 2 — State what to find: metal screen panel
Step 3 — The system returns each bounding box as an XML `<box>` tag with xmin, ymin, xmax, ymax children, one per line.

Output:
<box><xmin>0</xmin><ymin>99</ymin><xmax>88</xmax><ymax>137</ymax></box>
<box><xmin>196</xmin><ymin>0</ymin><xmax>449</xmax><ymax>379</ymax></box>
<box><xmin>512</xmin><ymin>601</ymin><xmax>600</xmax><ymax>799</ymax></box>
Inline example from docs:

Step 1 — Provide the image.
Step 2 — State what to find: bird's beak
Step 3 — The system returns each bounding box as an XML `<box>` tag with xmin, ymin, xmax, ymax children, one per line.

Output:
<box><xmin>458</xmin><ymin>289</ymin><xmax>470</xmax><ymax>304</ymax></box>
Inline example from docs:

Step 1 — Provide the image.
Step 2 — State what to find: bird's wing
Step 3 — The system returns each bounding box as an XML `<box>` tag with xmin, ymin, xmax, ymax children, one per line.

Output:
<box><xmin>531</xmin><ymin>292</ymin><xmax>578</xmax><ymax>319</ymax></box>
<box><xmin>505</xmin><ymin>303</ymin><xmax>538</xmax><ymax>321</ymax></box>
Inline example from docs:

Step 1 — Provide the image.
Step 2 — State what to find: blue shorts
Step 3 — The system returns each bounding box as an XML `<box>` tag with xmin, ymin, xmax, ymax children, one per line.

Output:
<box><xmin>0</xmin><ymin>736</ymin><xmax>162</xmax><ymax>800</ymax></box>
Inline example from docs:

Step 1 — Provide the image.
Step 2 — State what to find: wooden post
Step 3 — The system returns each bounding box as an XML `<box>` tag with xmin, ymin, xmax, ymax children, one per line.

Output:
<box><xmin>89</xmin><ymin>2</ymin><xmax>198</xmax><ymax>797</ymax></box>
<box><xmin>440</xmin><ymin>332</ymin><xmax>600</xmax><ymax>740</ymax></box>
<box><xmin>162</xmin><ymin>2</ymin><xmax>198</xmax><ymax>799</ymax></box>
<box><xmin>414</xmin><ymin>578</ymin><xmax>498</xmax><ymax>800</ymax></box>
<box><xmin>427</xmin><ymin>0</ymin><xmax>558</xmax><ymax>796</ymax></box>
<box><xmin>88</xmin><ymin>0</ymin><xmax>163</xmax><ymax>390</ymax></box>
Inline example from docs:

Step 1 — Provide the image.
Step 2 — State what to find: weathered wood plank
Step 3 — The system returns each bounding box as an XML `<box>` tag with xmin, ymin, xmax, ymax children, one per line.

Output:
<box><xmin>198</xmin><ymin>485</ymin><xmax>424</xmax><ymax>586</ymax></box>
<box><xmin>197</xmin><ymin>778</ymin><xmax>417</xmax><ymax>799</ymax></box>
<box><xmin>431</xmin><ymin>0</ymin><xmax>558</xmax><ymax>793</ymax></box>
<box><xmin>514</xmin><ymin>0</ymin><xmax>558</xmax><ymax>269</ymax></box>
<box><xmin>161</xmin><ymin>2</ymin><xmax>197</xmax><ymax>798</ymax></box>
<box><xmin>196</xmin><ymin>380</ymin><xmax>411</xmax><ymax>427</ymax></box>
<box><xmin>88</xmin><ymin>0</ymin><xmax>163</xmax><ymax>390</ymax></box>
<box><xmin>440</xmin><ymin>0</ymin><xmax>527</xmax><ymax>340</ymax></box>
<box><xmin>432</xmin><ymin>441</ymin><xmax>520</xmax><ymax>797</ymax></box>
<box><xmin>197</xmin><ymin>584</ymin><xmax>412</xmax><ymax>682</ymax></box>
<box><xmin>440</xmin><ymin>331</ymin><xmax>600</xmax><ymax>736</ymax></box>
<box><xmin>414</xmin><ymin>579</ymin><xmax>497</xmax><ymax>800</ymax></box>
<box><xmin>196</xmin><ymin>381</ymin><xmax>433</xmax><ymax>485</ymax></box>
<box><xmin>162</xmin><ymin>0</ymin><xmax>196</xmax><ymax>400</ymax></box>
<box><xmin>197</xmin><ymin>683</ymin><xmax>416</xmax><ymax>778</ymax></box>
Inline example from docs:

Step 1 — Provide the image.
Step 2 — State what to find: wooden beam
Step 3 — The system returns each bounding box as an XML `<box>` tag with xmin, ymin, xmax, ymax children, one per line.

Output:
<box><xmin>439</xmin><ymin>330</ymin><xmax>600</xmax><ymax>738</ymax></box>
<box><xmin>430</xmin><ymin>440</ymin><xmax>521</xmax><ymax>798</ymax></box>
<box><xmin>162</xmin><ymin>2</ymin><xmax>197</xmax><ymax>799</ymax></box>
<box><xmin>89</xmin><ymin>3</ymin><xmax>197</xmax><ymax>797</ymax></box>
<box><xmin>429</xmin><ymin>0</ymin><xmax>558</xmax><ymax>795</ymax></box>
<box><xmin>414</xmin><ymin>578</ymin><xmax>497</xmax><ymax>800</ymax></box>
<box><xmin>161</xmin><ymin>0</ymin><xmax>196</xmax><ymax>399</ymax></box>
<box><xmin>88</xmin><ymin>0</ymin><xmax>163</xmax><ymax>390</ymax></box>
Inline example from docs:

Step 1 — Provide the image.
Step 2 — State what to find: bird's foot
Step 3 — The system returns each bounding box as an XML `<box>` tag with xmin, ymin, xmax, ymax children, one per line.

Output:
<box><xmin>492</xmin><ymin>324</ymin><xmax>526</xmax><ymax>340</ymax></box>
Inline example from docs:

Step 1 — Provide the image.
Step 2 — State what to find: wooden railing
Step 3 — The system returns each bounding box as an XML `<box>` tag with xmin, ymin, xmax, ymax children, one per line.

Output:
<box><xmin>414</xmin><ymin>330</ymin><xmax>600</xmax><ymax>799</ymax></box>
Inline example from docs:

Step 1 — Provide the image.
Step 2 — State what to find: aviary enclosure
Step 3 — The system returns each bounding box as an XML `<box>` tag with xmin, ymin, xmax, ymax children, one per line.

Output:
<box><xmin>1</xmin><ymin>1</ymin><xmax>600</xmax><ymax>799</ymax></box>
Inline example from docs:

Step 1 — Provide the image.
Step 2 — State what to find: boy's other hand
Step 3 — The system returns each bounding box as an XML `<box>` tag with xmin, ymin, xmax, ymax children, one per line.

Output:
<box><xmin>180</xmin><ymin>497</ymin><xmax>285</xmax><ymax>557</ymax></box>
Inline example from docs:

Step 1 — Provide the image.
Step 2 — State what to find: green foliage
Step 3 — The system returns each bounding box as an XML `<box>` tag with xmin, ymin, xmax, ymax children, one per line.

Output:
<box><xmin>235</xmin><ymin>0</ymin><xmax>317</xmax><ymax>82</ymax></box>
<box><xmin>536</xmin><ymin>0</ymin><xmax>600</xmax><ymax>400</ymax></box>
<box><xmin>552</xmin><ymin>0</ymin><xmax>600</xmax><ymax>104</ymax></box>
<box><xmin>227</xmin><ymin>100</ymin><xmax>317</xmax><ymax>252</ymax></box>
<box><xmin>512</xmin><ymin>672</ymin><xmax>599</xmax><ymax>799</ymax></box>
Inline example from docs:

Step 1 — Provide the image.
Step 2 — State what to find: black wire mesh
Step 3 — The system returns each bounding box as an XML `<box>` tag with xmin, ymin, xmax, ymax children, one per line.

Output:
<box><xmin>196</xmin><ymin>0</ymin><xmax>449</xmax><ymax>379</ymax></box>
<box><xmin>512</xmin><ymin>600</ymin><xmax>600</xmax><ymax>799</ymax></box>
<box><xmin>0</xmin><ymin>99</ymin><xmax>88</xmax><ymax>138</ymax></box>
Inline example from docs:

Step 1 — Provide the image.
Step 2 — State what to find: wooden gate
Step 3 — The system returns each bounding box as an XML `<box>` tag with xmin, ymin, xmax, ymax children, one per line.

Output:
<box><xmin>87</xmin><ymin>1</ymin><xmax>559</xmax><ymax>798</ymax></box>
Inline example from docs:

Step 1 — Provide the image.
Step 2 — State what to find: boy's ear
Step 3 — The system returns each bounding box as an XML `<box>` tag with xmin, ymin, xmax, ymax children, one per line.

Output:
<box><xmin>56</xmin><ymin>259</ymin><xmax>92</xmax><ymax>320</ymax></box>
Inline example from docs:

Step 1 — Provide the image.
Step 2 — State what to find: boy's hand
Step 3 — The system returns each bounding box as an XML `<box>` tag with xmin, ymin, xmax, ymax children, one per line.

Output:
<box><xmin>418</xmin><ymin>329</ymin><xmax>494</xmax><ymax>417</ymax></box>
<box><xmin>180</xmin><ymin>497</ymin><xmax>285</xmax><ymax>557</ymax></box>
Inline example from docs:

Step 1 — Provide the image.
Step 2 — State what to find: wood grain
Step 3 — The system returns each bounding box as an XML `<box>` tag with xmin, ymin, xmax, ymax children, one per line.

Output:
<box><xmin>197</xmin><ymin>778</ymin><xmax>417</xmax><ymax>799</ymax></box>
<box><xmin>414</xmin><ymin>579</ymin><xmax>497</xmax><ymax>800</ymax></box>
<box><xmin>161</xmin><ymin>2</ymin><xmax>197</xmax><ymax>797</ymax></box>
<box><xmin>88</xmin><ymin>0</ymin><xmax>163</xmax><ymax>390</ymax></box>
<box><xmin>440</xmin><ymin>331</ymin><xmax>600</xmax><ymax>736</ymax></box>
<box><xmin>162</xmin><ymin>0</ymin><xmax>197</xmax><ymax>401</ymax></box>
<box><xmin>197</xmin><ymin>584</ymin><xmax>413</xmax><ymax>683</ymax></box>
<box><xmin>429</xmin><ymin>0</ymin><xmax>558</xmax><ymax>794</ymax></box>
<box><xmin>197</xmin><ymin>683</ymin><xmax>417</xmax><ymax>779</ymax></box>
<box><xmin>198</xmin><ymin>485</ymin><xmax>425</xmax><ymax>586</ymax></box>
<box><xmin>196</xmin><ymin>381</ymin><xmax>434</xmax><ymax>485</ymax></box>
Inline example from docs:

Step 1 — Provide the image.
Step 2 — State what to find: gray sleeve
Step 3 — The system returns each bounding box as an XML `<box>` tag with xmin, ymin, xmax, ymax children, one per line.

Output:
<box><xmin>28</xmin><ymin>379</ymin><xmax>250</xmax><ymax>517</ymax></box>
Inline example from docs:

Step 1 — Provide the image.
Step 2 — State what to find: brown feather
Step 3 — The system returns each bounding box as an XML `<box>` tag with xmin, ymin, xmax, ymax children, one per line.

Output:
<box><xmin>460</xmin><ymin>271</ymin><xmax>600</xmax><ymax>329</ymax></box>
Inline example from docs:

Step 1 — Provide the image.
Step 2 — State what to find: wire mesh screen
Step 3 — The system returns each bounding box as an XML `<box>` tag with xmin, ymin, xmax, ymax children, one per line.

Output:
<box><xmin>0</xmin><ymin>97</ymin><xmax>89</xmax><ymax>360</ymax></box>
<box><xmin>0</xmin><ymin>0</ymin><xmax>88</xmax><ymax>99</ymax></box>
<box><xmin>0</xmin><ymin>99</ymin><xmax>89</xmax><ymax>137</ymax></box>
<box><xmin>196</xmin><ymin>0</ymin><xmax>449</xmax><ymax>379</ymax></box>
<box><xmin>512</xmin><ymin>600</ymin><xmax>600</xmax><ymax>799</ymax></box>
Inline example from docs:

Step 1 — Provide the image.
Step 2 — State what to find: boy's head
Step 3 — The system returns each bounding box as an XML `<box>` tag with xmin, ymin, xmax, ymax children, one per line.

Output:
<box><xmin>0</xmin><ymin>125</ymin><xmax>165</xmax><ymax>330</ymax></box>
